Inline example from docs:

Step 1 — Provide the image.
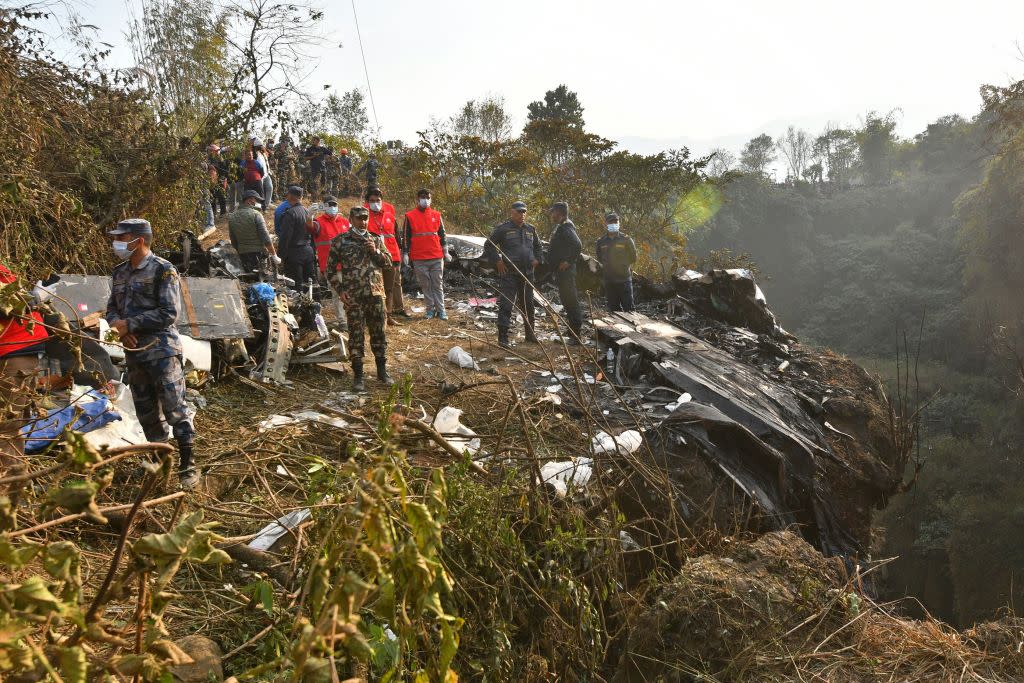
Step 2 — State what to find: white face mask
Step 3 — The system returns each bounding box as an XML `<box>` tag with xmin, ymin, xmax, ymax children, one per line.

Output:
<box><xmin>607</xmin><ymin>224</ymin><xmax>620</xmax><ymax>234</ymax></box>
<box><xmin>112</xmin><ymin>237</ymin><xmax>140</xmax><ymax>259</ymax></box>
<box><xmin>418</xmin><ymin>197</ymin><xmax>431</xmax><ymax>209</ymax></box>
<box><xmin>325</xmin><ymin>206</ymin><xmax>339</xmax><ymax>216</ymax></box>
<box><xmin>369</xmin><ymin>201</ymin><xmax>383</xmax><ymax>212</ymax></box>
<box><xmin>352</xmin><ymin>225</ymin><xmax>367</xmax><ymax>235</ymax></box>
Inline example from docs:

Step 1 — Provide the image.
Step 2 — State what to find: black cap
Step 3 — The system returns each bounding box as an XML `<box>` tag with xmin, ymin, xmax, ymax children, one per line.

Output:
<box><xmin>287</xmin><ymin>185</ymin><xmax>304</xmax><ymax>198</ymax></box>
<box><xmin>605</xmin><ymin>212</ymin><xmax>620</xmax><ymax>222</ymax></box>
<box><xmin>350</xmin><ymin>206</ymin><xmax>370</xmax><ymax>218</ymax></box>
<box><xmin>323</xmin><ymin>195</ymin><xmax>338</xmax><ymax>204</ymax></box>
<box><xmin>549</xmin><ymin>201</ymin><xmax>568</xmax><ymax>213</ymax></box>
<box><xmin>108</xmin><ymin>218</ymin><xmax>153</xmax><ymax>236</ymax></box>
<box><xmin>243</xmin><ymin>189</ymin><xmax>263</xmax><ymax>201</ymax></box>
<box><xmin>511</xmin><ymin>201</ymin><xmax>527</xmax><ymax>211</ymax></box>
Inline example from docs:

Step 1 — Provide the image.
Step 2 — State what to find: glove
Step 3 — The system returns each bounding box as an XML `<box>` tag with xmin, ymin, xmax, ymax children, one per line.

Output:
<box><xmin>402</xmin><ymin>254</ymin><xmax>410</xmax><ymax>267</ymax></box>
<box><xmin>271</xmin><ymin>255</ymin><xmax>282</xmax><ymax>265</ymax></box>
<box><xmin>444</xmin><ymin>252</ymin><xmax>452</xmax><ymax>264</ymax></box>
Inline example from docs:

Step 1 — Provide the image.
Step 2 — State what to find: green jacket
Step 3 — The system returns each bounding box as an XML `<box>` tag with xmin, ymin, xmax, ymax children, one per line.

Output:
<box><xmin>228</xmin><ymin>206</ymin><xmax>271</xmax><ymax>255</ymax></box>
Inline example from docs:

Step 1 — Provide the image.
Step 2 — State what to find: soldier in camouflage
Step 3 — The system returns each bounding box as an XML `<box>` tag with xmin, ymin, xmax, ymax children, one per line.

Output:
<box><xmin>105</xmin><ymin>218</ymin><xmax>199</xmax><ymax>489</ymax></box>
<box><xmin>275</xmin><ymin>139</ymin><xmax>298</xmax><ymax>191</ymax></box>
<box><xmin>326</xmin><ymin>206</ymin><xmax>394</xmax><ymax>391</ymax></box>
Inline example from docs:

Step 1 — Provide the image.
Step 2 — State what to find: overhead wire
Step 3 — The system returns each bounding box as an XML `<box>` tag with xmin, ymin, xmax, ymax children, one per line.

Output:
<box><xmin>350</xmin><ymin>0</ymin><xmax>381</xmax><ymax>136</ymax></box>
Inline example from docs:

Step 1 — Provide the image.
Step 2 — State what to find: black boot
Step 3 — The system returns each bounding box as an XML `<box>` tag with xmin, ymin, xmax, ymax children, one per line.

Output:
<box><xmin>524</xmin><ymin>325</ymin><xmax>539</xmax><ymax>344</ymax></box>
<box><xmin>178</xmin><ymin>445</ymin><xmax>199</xmax><ymax>489</ymax></box>
<box><xmin>498</xmin><ymin>327</ymin><xmax>511</xmax><ymax>349</ymax></box>
<box><xmin>352</xmin><ymin>362</ymin><xmax>365</xmax><ymax>392</ymax></box>
<box><xmin>376</xmin><ymin>357</ymin><xmax>394</xmax><ymax>386</ymax></box>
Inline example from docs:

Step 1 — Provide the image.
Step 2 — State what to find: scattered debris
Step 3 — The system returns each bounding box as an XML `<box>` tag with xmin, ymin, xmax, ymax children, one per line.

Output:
<box><xmin>257</xmin><ymin>411</ymin><xmax>349</xmax><ymax>432</ymax></box>
<box><xmin>446</xmin><ymin>346</ymin><xmax>480</xmax><ymax>370</ymax></box>
<box><xmin>431</xmin><ymin>406</ymin><xmax>481</xmax><ymax>455</ymax></box>
<box><xmin>248</xmin><ymin>508</ymin><xmax>313</xmax><ymax>552</ymax></box>
<box><xmin>539</xmin><ymin>458</ymin><xmax>593</xmax><ymax>497</ymax></box>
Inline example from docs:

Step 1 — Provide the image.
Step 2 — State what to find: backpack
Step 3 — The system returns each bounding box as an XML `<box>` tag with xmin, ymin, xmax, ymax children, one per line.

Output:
<box><xmin>243</xmin><ymin>159</ymin><xmax>263</xmax><ymax>184</ymax></box>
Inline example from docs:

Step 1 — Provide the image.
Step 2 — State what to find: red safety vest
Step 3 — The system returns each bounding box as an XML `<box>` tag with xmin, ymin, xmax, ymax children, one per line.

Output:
<box><xmin>0</xmin><ymin>264</ymin><xmax>48</xmax><ymax>357</ymax></box>
<box><xmin>312</xmin><ymin>214</ymin><xmax>350</xmax><ymax>272</ymax></box>
<box><xmin>405</xmin><ymin>207</ymin><xmax>444</xmax><ymax>261</ymax></box>
<box><xmin>366</xmin><ymin>209</ymin><xmax>400</xmax><ymax>262</ymax></box>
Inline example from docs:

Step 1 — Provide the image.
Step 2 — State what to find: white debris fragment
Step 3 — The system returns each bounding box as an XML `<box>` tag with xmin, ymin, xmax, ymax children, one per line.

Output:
<box><xmin>591</xmin><ymin>430</ymin><xmax>643</xmax><ymax>455</ymax></box>
<box><xmin>545</xmin><ymin>385</ymin><xmax>562</xmax><ymax>394</ymax></box>
<box><xmin>431</xmin><ymin>406</ymin><xmax>481</xmax><ymax>455</ymax></box>
<box><xmin>258</xmin><ymin>411</ymin><xmax>349</xmax><ymax>432</ymax></box>
<box><xmin>539</xmin><ymin>458</ymin><xmax>594</xmax><ymax>497</ymax></box>
<box><xmin>777</xmin><ymin>360</ymin><xmax>790</xmax><ymax>372</ymax></box>
<box><xmin>664</xmin><ymin>393</ymin><xmax>692</xmax><ymax>412</ymax></box>
<box><xmin>248</xmin><ymin>508</ymin><xmax>312</xmax><ymax>551</ymax></box>
<box><xmin>446</xmin><ymin>345</ymin><xmax>480</xmax><ymax>370</ymax></box>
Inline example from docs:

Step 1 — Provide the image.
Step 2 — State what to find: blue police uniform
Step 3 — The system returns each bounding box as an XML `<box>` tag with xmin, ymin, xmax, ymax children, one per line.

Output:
<box><xmin>483</xmin><ymin>218</ymin><xmax>544</xmax><ymax>337</ymax></box>
<box><xmin>104</xmin><ymin>230</ymin><xmax>195</xmax><ymax>452</ymax></box>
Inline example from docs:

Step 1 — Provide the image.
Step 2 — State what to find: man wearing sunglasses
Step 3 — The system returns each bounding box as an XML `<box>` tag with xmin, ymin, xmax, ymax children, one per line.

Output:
<box><xmin>483</xmin><ymin>201</ymin><xmax>544</xmax><ymax>349</ymax></box>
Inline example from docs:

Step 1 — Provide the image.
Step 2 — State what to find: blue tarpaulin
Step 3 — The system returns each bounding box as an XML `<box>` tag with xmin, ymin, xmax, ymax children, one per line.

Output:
<box><xmin>21</xmin><ymin>391</ymin><xmax>121</xmax><ymax>453</ymax></box>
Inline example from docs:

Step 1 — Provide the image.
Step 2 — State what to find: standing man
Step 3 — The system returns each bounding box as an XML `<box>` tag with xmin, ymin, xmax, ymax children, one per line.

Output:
<box><xmin>229</xmin><ymin>189</ymin><xmax>281</xmax><ymax>273</ymax></box>
<box><xmin>546</xmin><ymin>201</ymin><xmax>583</xmax><ymax>343</ymax></box>
<box><xmin>207</xmin><ymin>144</ymin><xmax>229</xmax><ymax>218</ymax></box>
<box><xmin>483</xmin><ymin>201</ymin><xmax>544</xmax><ymax>348</ymax></box>
<box><xmin>595</xmin><ymin>212</ymin><xmax>638</xmax><ymax>313</ymax></box>
<box><xmin>355</xmin><ymin>153</ymin><xmax>380</xmax><ymax>190</ymax></box>
<box><xmin>326</xmin><ymin>206</ymin><xmax>394</xmax><ymax>391</ymax></box>
<box><xmin>277</xmin><ymin>186</ymin><xmax>317</xmax><ymax>290</ymax></box>
<box><xmin>338</xmin><ymin>148</ymin><xmax>354</xmax><ymax>195</ymax></box>
<box><xmin>311</xmin><ymin>195</ymin><xmax>351</xmax><ymax>331</ymax></box>
<box><xmin>105</xmin><ymin>219</ymin><xmax>198</xmax><ymax>488</ymax></box>
<box><xmin>304</xmin><ymin>137</ymin><xmax>329</xmax><ymax>199</ymax></box>
<box><xmin>253</xmin><ymin>140</ymin><xmax>273</xmax><ymax>210</ymax></box>
<box><xmin>402</xmin><ymin>188</ymin><xmax>449</xmax><ymax>320</ymax></box>
<box><xmin>366</xmin><ymin>188</ymin><xmax>407</xmax><ymax>321</ymax></box>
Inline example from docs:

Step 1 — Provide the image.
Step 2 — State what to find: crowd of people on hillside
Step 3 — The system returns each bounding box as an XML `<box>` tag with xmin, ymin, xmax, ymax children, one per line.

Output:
<box><xmin>1</xmin><ymin>136</ymin><xmax>639</xmax><ymax>491</ymax></box>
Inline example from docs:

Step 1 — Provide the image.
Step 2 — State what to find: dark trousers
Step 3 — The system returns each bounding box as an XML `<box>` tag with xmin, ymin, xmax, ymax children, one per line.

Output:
<box><xmin>212</xmin><ymin>185</ymin><xmax>227</xmax><ymax>215</ymax></box>
<box><xmin>496</xmin><ymin>269</ymin><xmax>535</xmax><ymax>333</ymax></box>
<box><xmin>605</xmin><ymin>278</ymin><xmax>634</xmax><ymax>313</ymax></box>
<box><xmin>126</xmin><ymin>355</ymin><xmax>194</xmax><ymax>447</ymax></box>
<box><xmin>284</xmin><ymin>247</ymin><xmax>317</xmax><ymax>291</ymax></box>
<box><xmin>556</xmin><ymin>269</ymin><xmax>583</xmax><ymax>333</ymax></box>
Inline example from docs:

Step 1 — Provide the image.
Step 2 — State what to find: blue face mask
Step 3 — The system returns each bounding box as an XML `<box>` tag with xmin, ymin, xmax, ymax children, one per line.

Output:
<box><xmin>112</xmin><ymin>237</ymin><xmax>140</xmax><ymax>259</ymax></box>
<box><xmin>607</xmin><ymin>224</ymin><xmax>620</xmax><ymax>233</ymax></box>
<box><xmin>325</xmin><ymin>206</ymin><xmax>339</xmax><ymax>216</ymax></box>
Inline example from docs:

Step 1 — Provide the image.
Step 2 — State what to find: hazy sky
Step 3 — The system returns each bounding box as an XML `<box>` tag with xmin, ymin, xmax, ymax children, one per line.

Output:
<box><xmin>59</xmin><ymin>0</ymin><xmax>1024</xmax><ymax>155</ymax></box>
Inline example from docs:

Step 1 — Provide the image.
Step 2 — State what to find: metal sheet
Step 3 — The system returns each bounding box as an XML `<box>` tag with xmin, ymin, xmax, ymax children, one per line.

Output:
<box><xmin>53</xmin><ymin>274</ymin><xmax>253</xmax><ymax>340</ymax></box>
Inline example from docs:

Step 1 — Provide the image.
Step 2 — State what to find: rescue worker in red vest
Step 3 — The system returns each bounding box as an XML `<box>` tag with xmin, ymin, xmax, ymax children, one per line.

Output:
<box><xmin>401</xmin><ymin>188</ymin><xmax>450</xmax><ymax>320</ymax></box>
<box><xmin>365</xmin><ymin>187</ymin><xmax>407</xmax><ymax>322</ymax></box>
<box><xmin>310</xmin><ymin>195</ymin><xmax>350</xmax><ymax>330</ymax></box>
<box><xmin>0</xmin><ymin>263</ymin><xmax>49</xmax><ymax>468</ymax></box>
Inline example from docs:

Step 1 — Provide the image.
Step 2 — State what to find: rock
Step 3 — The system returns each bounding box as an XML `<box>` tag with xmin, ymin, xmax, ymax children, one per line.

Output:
<box><xmin>171</xmin><ymin>635</ymin><xmax>223</xmax><ymax>682</ymax></box>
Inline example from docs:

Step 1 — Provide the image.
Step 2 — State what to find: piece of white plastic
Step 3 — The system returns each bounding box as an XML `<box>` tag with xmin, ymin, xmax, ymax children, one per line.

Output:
<box><xmin>82</xmin><ymin>382</ymin><xmax>148</xmax><ymax>448</ymax></box>
<box><xmin>539</xmin><ymin>458</ymin><xmax>593</xmax><ymax>497</ymax></box>
<box><xmin>258</xmin><ymin>411</ymin><xmax>349</xmax><ymax>432</ymax></box>
<box><xmin>591</xmin><ymin>430</ymin><xmax>642</xmax><ymax>455</ymax></box>
<box><xmin>447</xmin><ymin>346</ymin><xmax>479</xmax><ymax>370</ymax></box>
<box><xmin>248</xmin><ymin>508</ymin><xmax>312</xmax><ymax>551</ymax></box>
<box><xmin>431</xmin><ymin>406</ymin><xmax>481</xmax><ymax>455</ymax></box>
<box><xmin>665</xmin><ymin>393</ymin><xmax>692</xmax><ymax>412</ymax></box>
<box><xmin>180</xmin><ymin>334</ymin><xmax>212</xmax><ymax>372</ymax></box>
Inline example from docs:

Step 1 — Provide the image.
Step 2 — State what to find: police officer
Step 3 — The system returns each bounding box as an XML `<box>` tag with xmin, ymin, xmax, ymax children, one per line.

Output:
<box><xmin>229</xmin><ymin>189</ymin><xmax>281</xmax><ymax>273</ymax></box>
<box><xmin>595</xmin><ymin>212</ymin><xmax>638</xmax><ymax>313</ymax></box>
<box><xmin>277</xmin><ymin>186</ymin><xmax>317</xmax><ymax>290</ymax></box>
<box><xmin>105</xmin><ymin>218</ymin><xmax>199</xmax><ymax>489</ymax></box>
<box><xmin>326</xmin><ymin>206</ymin><xmax>394</xmax><ymax>391</ymax></box>
<box><xmin>483</xmin><ymin>201</ymin><xmax>544</xmax><ymax>349</ymax></box>
<box><xmin>546</xmin><ymin>201</ymin><xmax>583</xmax><ymax>343</ymax></box>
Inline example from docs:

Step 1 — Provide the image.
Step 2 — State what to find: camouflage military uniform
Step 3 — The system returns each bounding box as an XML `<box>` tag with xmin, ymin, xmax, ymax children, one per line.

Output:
<box><xmin>324</xmin><ymin>154</ymin><xmax>340</xmax><ymax>198</ymax></box>
<box><xmin>275</xmin><ymin>142</ymin><xmax>298</xmax><ymax>190</ymax></box>
<box><xmin>326</xmin><ymin>229</ymin><xmax>392</xmax><ymax>364</ymax></box>
<box><xmin>104</xmin><ymin>253</ymin><xmax>194</xmax><ymax>447</ymax></box>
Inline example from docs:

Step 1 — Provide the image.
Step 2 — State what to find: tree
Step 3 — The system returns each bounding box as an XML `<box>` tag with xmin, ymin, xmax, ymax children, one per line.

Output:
<box><xmin>324</xmin><ymin>88</ymin><xmax>370</xmax><ymax>140</ymax></box>
<box><xmin>526</xmin><ymin>84</ymin><xmax>584</xmax><ymax>128</ymax></box>
<box><xmin>451</xmin><ymin>95</ymin><xmax>513</xmax><ymax>143</ymax></box>
<box><xmin>739</xmin><ymin>133</ymin><xmax>776</xmax><ymax>176</ymax></box>
<box><xmin>857</xmin><ymin>110</ymin><xmax>900</xmax><ymax>185</ymax></box>
<box><xmin>777</xmin><ymin>126</ymin><xmax>811</xmax><ymax>181</ymax></box>
<box><xmin>706</xmin><ymin>147</ymin><xmax>736</xmax><ymax>177</ymax></box>
<box><xmin>813</xmin><ymin>125</ymin><xmax>858</xmax><ymax>187</ymax></box>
